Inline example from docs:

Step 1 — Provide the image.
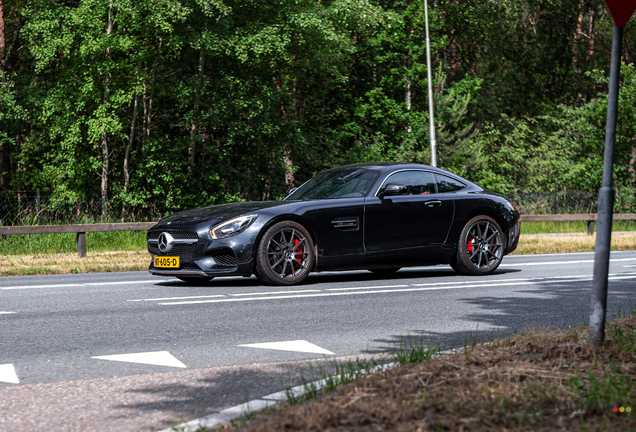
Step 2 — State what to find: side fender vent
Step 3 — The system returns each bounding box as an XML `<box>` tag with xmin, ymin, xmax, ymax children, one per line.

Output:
<box><xmin>331</xmin><ymin>216</ymin><xmax>359</xmax><ymax>231</ymax></box>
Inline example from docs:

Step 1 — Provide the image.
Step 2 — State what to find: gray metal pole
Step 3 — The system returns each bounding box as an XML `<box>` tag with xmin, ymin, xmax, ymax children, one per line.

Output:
<box><xmin>424</xmin><ymin>0</ymin><xmax>436</xmax><ymax>167</ymax></box>
<box><xmin>589</xmin><ymin>23</ymin><xmax>623</xmax><ymax>347</ymax></box>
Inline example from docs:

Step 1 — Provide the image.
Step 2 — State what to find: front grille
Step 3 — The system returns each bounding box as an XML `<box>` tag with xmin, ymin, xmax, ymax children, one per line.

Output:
<box><xmin>147</xmin><ymin>229</ymin><xmax>199</xmax><ymax>255</ymax></box>
<box><xmin>210</xmin><ymin>249</ymin><xmax>238</xmax><ymax>267</ymax></box>
<box><xmin>181</xmin><ymin>262</ymin><xmax>201</xmax><ymax>271</ymax></box>
<box><xmin>147</xmin><ymin>230</ymin><xmax>198</xmax><ymax>240</ymax></box>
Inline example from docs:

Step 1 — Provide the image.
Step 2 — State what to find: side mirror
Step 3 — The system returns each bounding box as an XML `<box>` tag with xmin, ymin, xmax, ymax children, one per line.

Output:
<box><xmin>381</xmin><ymin>183</ymin><xmax>408</xmax><ymax>197</ymax></box>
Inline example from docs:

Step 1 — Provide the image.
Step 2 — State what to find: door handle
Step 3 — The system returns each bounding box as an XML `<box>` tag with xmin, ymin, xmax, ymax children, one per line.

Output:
<box><xmin>424</xmin><ymin>200</ymin><xmax>442</xmax><ymax>208</ymax></box>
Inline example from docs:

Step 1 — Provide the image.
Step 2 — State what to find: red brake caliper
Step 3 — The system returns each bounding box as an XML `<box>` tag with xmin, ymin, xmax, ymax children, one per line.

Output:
<box><xmin>467</xmin><ymin>235</ymin><xmax>476</xmax><ymax>254</ymax></box>
<box><xmin>293</xmin><ymin>238</ymin><xmax>303</xmax><ymax>268</ymax></box>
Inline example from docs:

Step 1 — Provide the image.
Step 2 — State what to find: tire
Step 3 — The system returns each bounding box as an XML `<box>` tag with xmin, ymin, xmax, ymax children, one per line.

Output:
<box><xmin>176</xmin><ymin>276</ymin><xmax>213</xmax><ymax>283</ymax></box>
<box><xmin>369</xmin><ymin>268</ymin><xmax>401</xmax><ymax>277</ymax></box>
<box><xmin>255</xmin><ymin>221</ymin><xmax>315</xmax><ymax>285</ymax></box>
<box><xmin>452</xmin><ymin>215</ymin><xmax>506</xmax><ymax>276</ymax></box>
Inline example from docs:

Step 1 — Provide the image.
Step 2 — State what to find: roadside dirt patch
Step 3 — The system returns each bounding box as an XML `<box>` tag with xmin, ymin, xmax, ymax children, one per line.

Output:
<box><xmin>0</xmin><ymin>250</ymin><xmax>150</xmax><ymax>276</ymax></box>
<box><xmin>238</xmin><ymin>315</ymin><xmax>636</xmax><ymax>431</ymax></box>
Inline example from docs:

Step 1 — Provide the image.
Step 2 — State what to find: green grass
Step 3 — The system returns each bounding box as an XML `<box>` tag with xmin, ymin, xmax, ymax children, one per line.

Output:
<box><xmin>521</xmin><ymin>220</ymin><xmax>636</xmax><ymax>235</ymax></box>
<box><xmin>0</xmin><ymin>231</ymin><xmax>147</xmax><ymax>255</ymax></box>
<box><xmin>1</xmin><ymin>220</ymin><xmax>635</xmax><ymax>256</ymax></box>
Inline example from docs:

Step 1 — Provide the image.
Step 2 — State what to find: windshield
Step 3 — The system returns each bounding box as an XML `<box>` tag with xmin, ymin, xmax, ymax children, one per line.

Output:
<box><xmin>285</xmin><ymin>167</ymin><xmax>380</xmax><ymax>200</ymax></box>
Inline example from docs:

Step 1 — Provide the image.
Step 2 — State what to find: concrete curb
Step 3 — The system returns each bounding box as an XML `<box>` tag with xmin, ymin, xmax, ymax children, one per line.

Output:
<box><xmin>159</xmin><ymin>363</ymin><xmax>396</xmax><ymax>432</ymax></box>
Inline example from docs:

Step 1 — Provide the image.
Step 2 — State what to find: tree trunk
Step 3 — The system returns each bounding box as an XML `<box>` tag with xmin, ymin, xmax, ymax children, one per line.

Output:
<box><xmin>100</xmin><ymin>0</ymin><xmax>114</xmax><ymax>218</ymax></box>
<box><xmin>405</xmin><ymin>50</ymin><xmax>412</xmax><ymax>133</ymax></box>
<box><xmin>122</xmin><ymin>67</ymin><xmax>141</xmax><ymax>220</ymax></box>
<box><xmin>586</xmin><ymin>9</ymin><xmax>595</xmax><ymax>62</ymax></box>
<box><xmin>189</xmin><ymin>48</ymin><xmax>205</xmax><ymax>167</ymax></box>
<box><xmin>0</xmin><ymin>0</ymin><xmax>5</xmax><ymax>71</ymax></box>
<box><xmin>572</xmin><ymin>0</ymin><xmax>584</xmax><ymax>74</ymax></box>
<box><xmin>143</xmin><ymin>39</ymin><xmax>160</xmax><ymax>154</ymax></box>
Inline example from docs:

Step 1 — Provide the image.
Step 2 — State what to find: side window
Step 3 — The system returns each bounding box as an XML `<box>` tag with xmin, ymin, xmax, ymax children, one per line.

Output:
<box><xmin>380</xmin><ymin>171</ymin><xmax>437</xmax><ymax>195</ymax></box>
<box><xmin>436</xmin><ymin>174</ymin><xmax>465</xmax><ymax>193</ymax></box>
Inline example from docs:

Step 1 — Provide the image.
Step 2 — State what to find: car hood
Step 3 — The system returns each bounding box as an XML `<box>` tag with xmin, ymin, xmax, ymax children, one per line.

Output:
<box><xmin>150</xmin><ymin>201</ymin><xmax>289</xmax><ymax>230</ymax></box>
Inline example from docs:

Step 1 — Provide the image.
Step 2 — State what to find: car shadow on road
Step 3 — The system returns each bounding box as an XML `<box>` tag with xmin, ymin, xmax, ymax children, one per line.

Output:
<box><xmin>153</xmin><ymin>267</ymin><xmax>523</xmax><ymax>288</ymax></box>
<box><xmin>362</xmin><ymin>278</ymin><xmax>636</xmax><ymax>355</ymax></box>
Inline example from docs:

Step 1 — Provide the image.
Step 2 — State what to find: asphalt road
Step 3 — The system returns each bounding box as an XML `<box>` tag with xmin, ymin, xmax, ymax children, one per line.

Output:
<box><xmin>2</xmin><ymin>250</ymin><xmax>636</xmax><ymax>386</ymax></box>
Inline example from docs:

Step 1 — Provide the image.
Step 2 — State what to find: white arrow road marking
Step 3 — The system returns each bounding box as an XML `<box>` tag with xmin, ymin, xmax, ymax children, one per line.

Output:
<box><xmin>239</xmin><ymin>340</ymin><xmax>335</xmax><ymax>355</ymax></box>
<box><xmin>0</xmin><ymin>364</ymin><xmax>19</xmax><ymax>384</ymax></box>
<box><xmin>91</xmin><ymin>351</ymin><xmax>187</xmax><ymax>368</ymax></box>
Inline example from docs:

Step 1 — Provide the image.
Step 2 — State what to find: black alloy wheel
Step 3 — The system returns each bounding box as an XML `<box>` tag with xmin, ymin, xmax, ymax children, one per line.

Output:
<box><xmin>255</xmin><ymin>221</ymin><xmax>315</xmax><ymax>285</ymax></box>
<box><xmin>452</xmin><ymin>215</ymin><xmax>505</xmax><ymax>275</ymax></box>
<box><xmin>176</xmin><ymin>276</ymin><xmax>214</xmax><ymax>283</ymax></box>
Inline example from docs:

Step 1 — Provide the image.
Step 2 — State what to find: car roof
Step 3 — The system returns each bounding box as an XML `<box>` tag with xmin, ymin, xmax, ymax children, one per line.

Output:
<box><xmin>331</xmin><ymin>161</ymin><xmax>457</xmax><ymax>176</ymax></box>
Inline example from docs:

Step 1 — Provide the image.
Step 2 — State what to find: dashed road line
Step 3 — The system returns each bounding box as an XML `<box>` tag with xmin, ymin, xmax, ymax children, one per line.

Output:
<box><xmin>500</xmin><ymin>257</ymin><xmax>636</xmax><ymax>266</ymax></box>
<box><xmin>128</xmin><ymin>294</ymin><xmax>225</xmax><ymax>302</ymax></box>
<box><xmin>1</xmin><ymin>280</ymin><xmax>159</xmax><ymax>290</ymax></box>
<box><xmin>146</xmin><ymin>273</ymin><xmax>636</xmax><ymax>306</ymax></box>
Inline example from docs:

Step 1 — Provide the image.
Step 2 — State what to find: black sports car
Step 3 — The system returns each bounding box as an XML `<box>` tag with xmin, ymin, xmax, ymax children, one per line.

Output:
<box><xmin>147</xmin><ymin>162</ymin><xmax>520</xmax><ymax>285</ymax></box>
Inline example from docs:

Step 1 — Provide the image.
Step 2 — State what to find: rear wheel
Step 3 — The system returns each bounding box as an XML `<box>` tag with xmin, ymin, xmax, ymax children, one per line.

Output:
<box><xmin>452</xmin><ymin>215</ymin><xmax>505</xmax><ymax>275</ymax></box>
<box><xmin>176</xmin><ymin>276</ymin><xmax>213</xmax><ymax>283</ymax></box>
<box><xmin>255</xmin><ymin>221</ymin><xmax>315</xmax><ymax>286</ymax></box>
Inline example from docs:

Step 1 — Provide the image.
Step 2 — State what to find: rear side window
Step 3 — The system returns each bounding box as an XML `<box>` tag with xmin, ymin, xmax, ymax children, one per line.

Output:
<box><xmin>435</xmin><ymin>174</ymin><xmax>465</xmax><ymax>193</ymax></box>
<box><xmin>380</xmin><ymin>171</ymin><xmax>437</xmax><ymax>195</ymax></box>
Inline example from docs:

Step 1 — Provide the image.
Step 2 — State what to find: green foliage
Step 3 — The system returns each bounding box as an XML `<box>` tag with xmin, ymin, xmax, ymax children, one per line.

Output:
<box><xmin>1</xmin><ymin>0</ymin><xmax>636</xmax><ymax>216</ymax></box>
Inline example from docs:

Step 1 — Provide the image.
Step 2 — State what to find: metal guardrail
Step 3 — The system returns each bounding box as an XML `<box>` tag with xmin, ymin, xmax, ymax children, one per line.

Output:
<box><xmin>0</xmin><ymin>222</ymin><xmax>156</xmax><ymax>257</ymax></box>
<box><xmin>1</xmin><ymin>214</ymin><xmax>635</xmax><ymax>258</ymax></box>
<box><xmin>519</xmin><ymin>213</ymin><xmax>636</xmax><ymax>235</ymax></box>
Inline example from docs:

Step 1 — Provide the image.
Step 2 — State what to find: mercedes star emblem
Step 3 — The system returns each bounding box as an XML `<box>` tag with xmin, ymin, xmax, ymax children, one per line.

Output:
<box><xmin>158</xmin><ymin>232</ymin><xmax>175</xmax><ymax>253</ymax></box>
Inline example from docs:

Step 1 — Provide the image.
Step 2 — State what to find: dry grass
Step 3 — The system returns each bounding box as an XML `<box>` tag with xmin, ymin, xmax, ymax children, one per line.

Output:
<box><xmin>513</xmin><ymin>232</ymin><xmax>636</xmax><ymax>255</ymax></box>
<box><xmin>1</xmin><ymin>233</ymin><xmax>635</xmax><ymax>277</ymax></box>
<box><xmin>0</xmin><ymin>250</ymin><xmax>150</xmax><ymax>276</ymax></box>
<box><xmin>238</xmin><ymin>314</ymin><xmax>636</xmax><ymax>432</ymax></box>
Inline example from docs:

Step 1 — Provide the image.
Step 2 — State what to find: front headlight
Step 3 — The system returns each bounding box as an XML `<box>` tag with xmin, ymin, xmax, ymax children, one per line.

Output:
<box><xmin>210</xmin><ymin>214</ymin><xmax>258</xmax><ymax>239</ymax></box>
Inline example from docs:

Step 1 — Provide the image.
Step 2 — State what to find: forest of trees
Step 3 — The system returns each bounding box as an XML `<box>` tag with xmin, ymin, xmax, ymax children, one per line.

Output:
<box><xmin>1</xmin><ymin>0</ymin><xmax>635</xmax><ymax>217</ymax></box>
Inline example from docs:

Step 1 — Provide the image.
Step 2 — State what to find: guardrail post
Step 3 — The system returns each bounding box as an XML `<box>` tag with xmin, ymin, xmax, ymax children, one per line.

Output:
<box><xmin>77</xmin><ymin>232</ymin><xmax>86</xmax><ymax>257</ymax></box>
<box><xmin>587</xmin><ymin>220</ymin><xmax>595</xmax><ymax>235</ymax></box>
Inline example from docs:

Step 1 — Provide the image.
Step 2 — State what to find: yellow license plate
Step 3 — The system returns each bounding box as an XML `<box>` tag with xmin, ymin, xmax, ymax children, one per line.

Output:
<box><xmin>154</xmin><ymin>256</ymin><xmax>180</xmax><ymax>268</ymax></box>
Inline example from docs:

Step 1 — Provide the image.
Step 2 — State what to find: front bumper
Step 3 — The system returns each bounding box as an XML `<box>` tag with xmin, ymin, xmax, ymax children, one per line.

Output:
<box><xmin>146</xmin><ymin>228</ymin><xmax>255</xmax><ymax>278</ymax></box>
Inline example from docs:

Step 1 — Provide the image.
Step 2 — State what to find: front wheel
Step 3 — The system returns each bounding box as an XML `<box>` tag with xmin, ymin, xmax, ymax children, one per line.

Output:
<box><xmin>452</xmin><ymin>216</ymin><xmax>505</xmax><ymax>275</ymax></box>
<box><xmin>255</xmin><ymin>221</ymin><xmax>315</xmax><ymax>285</ymax></box>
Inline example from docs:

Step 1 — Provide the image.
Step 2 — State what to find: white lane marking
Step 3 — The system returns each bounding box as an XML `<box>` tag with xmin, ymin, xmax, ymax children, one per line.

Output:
<box><xmin>91</xmin><ymin>351</ymin><xmax>186</xmax><ymax>368</ymax></box>
<box><xmin>84</xmin><ymin>280</ymin><xmax>159</xmax><ymax>286</ymax></box>
<box><xmin>157</xmin><ymin>274</ymin><xmax>636</xmax><ymax>306</ymax></box>
<box><xmin>239</xmin><ymin>340</ymin><xmax>335</xmax><ymax>355</ymax></box>
<box><xmin>128</xmin><ymin>294</ymin><xmax>226</xmax><ymax>302</ymax></box>
<box><xmin>327</xmin><ymin>284</ymin><xmax>409</xmax><ymax>291</ymax></box>
<box><xmin>1</xmin><ymin>283</ymin><xmax>84</xmax><ymax>290</ymax></box>
<box><xmin>0</xmin><ymin>364</ymin><xmax>19</xmax><ymax>384</ymax></box>
<box><xmin>0</xmin><ymin>311</ymin><xmax>16</xmax><ymax>315</ymax></box>
<box><xmin>230</xmin><ymin>289</ymin><xmax>321</xmax><ymax>296</ymax></box>
<box><xmin>501</xmin><ymin>258</ymin><xmax>636</xmax><ymax>267</ymax></box>
<box><xmin>0</xmin><ymin>280</ymin><xmax>159</xmax><ymax>290</ymax></box>
<box><xmin>157</xmin><ymin>281</ymin><xmax>563</xmax><ymax>305</ymax></box>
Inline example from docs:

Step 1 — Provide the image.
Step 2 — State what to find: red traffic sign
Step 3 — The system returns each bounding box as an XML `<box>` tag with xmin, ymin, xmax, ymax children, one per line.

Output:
<box><xmin>604</xmin><ymin>0</ymin><xmax>636</xmax><ymax>28</ymax></box>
